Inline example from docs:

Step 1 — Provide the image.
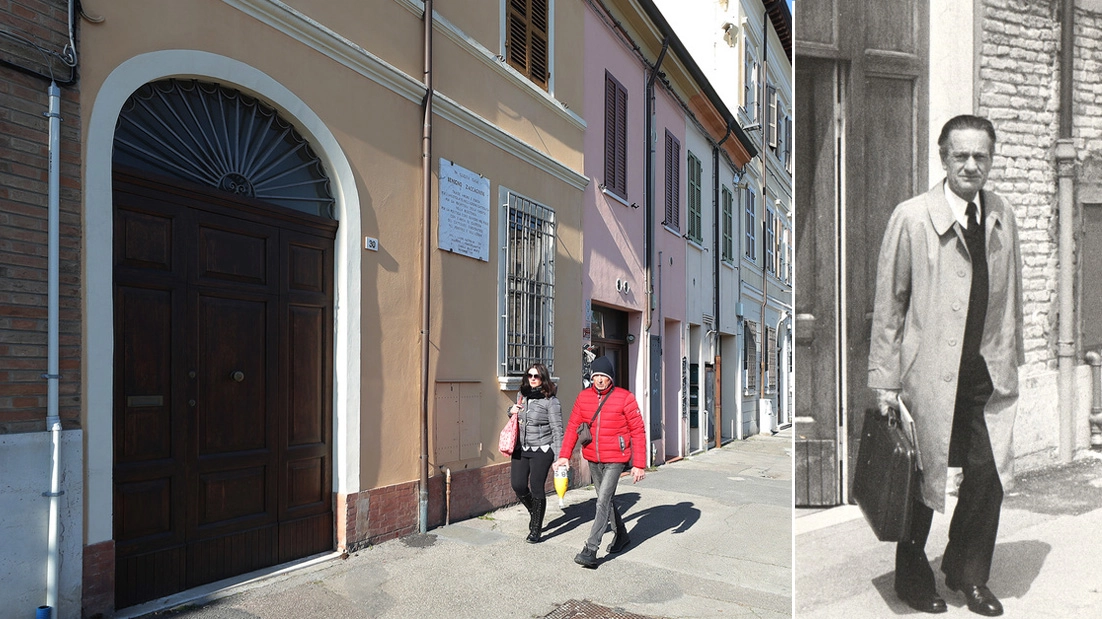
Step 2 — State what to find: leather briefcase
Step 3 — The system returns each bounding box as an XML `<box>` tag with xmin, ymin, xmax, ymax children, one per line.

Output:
<box><xmin>852</xmin><ymin>404</ymin><xmax>921</xmax><ymax>542</ymax></box>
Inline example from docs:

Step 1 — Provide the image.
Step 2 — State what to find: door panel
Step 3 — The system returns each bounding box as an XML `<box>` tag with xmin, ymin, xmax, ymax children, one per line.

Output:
<box><xmin>113</xmin><ymin>171</ymin><xmax>335</xmax><ymax>608</ymax></box>
<box><xmin>796</xmin><ymin>0</ymin><xmax>928</xmax><ymax>506</ymax></box>
<box><xmin>794</xmin><ymin>58</ymin><xmax>841</xmax><ymax>506</ymax></box>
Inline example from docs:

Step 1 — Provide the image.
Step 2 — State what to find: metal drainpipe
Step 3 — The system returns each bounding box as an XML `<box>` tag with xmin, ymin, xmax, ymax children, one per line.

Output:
<box><xmin>418</xmin><ymin>0</ymin><xmax>434</xmax><ymax>533</ymax></box>
<box><xmin>758</xmin><ymin>11</ymin><xmax>770</xmax><ymax>430</ymax></box>
<box><xmin>644</xmin><ymin>39</ymin><xmax>669</xmax><ymax>467</ymax></box>
<box><xmin>42</xmin><ymin>79</ymin><xmax>63</xmax><ymax>619</ymax></box>
<box><xmin>1056</xmin><ymin>0</ymin><xmax>1076</xmax><ymax>463</ymax></box>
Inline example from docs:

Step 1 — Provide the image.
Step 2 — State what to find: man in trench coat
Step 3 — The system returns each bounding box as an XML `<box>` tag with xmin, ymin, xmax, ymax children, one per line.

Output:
<box><xmin>868</xmin><ymin>114</ymin><xmax>1024</xmax><ymax>617</ymax></box>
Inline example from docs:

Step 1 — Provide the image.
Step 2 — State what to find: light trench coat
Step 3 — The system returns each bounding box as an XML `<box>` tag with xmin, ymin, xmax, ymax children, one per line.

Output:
<box><xmin>868</xmin><ymin>183</ymin><xmax>1024</xmax><ymax>513</ymax></box>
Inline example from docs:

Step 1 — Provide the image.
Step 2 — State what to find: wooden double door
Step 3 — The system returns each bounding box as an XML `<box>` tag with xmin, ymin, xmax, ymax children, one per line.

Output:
<box><xmin>794</xmin><ymin>0</ymin><xmax>929</xmax><ymax>506</ymax></box>
<box><xmin>112</xmin><ymin>172</ymin><xmax>336</xmax><ymax>607</ymax></box>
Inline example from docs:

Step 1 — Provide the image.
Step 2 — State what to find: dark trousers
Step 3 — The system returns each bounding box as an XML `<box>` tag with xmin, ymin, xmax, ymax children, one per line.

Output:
<box><xmin>510</xmin><ymin>448</ymin><xmax>555</xmax><ymax>497</ymax></box>
<box><xmin>896</xmin><ymin>366</ymin><xmax>1002</xmax><ymax>592</ymax></box>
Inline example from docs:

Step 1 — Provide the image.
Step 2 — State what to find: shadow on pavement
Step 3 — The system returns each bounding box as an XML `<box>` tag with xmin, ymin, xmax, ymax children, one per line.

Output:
<box><xmin>867</xmin><ymin>539</ymin><xmax>1050</xmax><ymax>614</ymax></box>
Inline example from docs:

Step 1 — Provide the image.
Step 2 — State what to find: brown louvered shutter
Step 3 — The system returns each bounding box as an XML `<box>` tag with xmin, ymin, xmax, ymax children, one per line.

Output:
<box><xmin>664</xmin><ymin>130</ymin><xmax>680</xmax><ymax>229</ymax></box>
<box><xmin>506</xmin><ymin>0</ymin><xmax>549</xmax><ymax>90</ymax></box>
<box><xmin>604</xmin><ymin>72</ymin><xmax>628</xmax><ymax>196</ymax></box>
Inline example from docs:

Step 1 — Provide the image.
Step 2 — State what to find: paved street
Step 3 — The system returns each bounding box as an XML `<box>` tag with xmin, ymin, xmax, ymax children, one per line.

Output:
<box><xmin>124</xmin><ymin>428</ymin><xmax>793</xmax><ymax>619</ymax></box>
<box><xmin>796</xmin><ymin>455</ymin><xmax>1102</xmax><ymax>618</ymax></box>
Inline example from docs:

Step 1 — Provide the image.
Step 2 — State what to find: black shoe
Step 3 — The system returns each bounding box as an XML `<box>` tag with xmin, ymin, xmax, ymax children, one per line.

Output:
<box><xmin>606</xmin><ymin>527</ymin><xmax>630</xmax><ymax>553</ymax></box>
<box><xmin>946</xmin><ymin>579</ymin><xmax>1003</xmax><ymax>616</ymax></box>
<box><xmin>895</xmin><ymin>587</ymin><xmax>947</xmax><ymax>614</ymax></box>
<box><xmin>573</xmin><ymin>546</ymin><xmax>598</xmax><ymax>569</ymax></box>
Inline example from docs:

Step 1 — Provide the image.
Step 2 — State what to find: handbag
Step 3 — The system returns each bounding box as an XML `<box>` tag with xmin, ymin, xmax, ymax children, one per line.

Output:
<box><xmin>852</xmin><ymin>398</ymin><xmax>922</xmax><ymax>542</ymax></box>
<box><xmin>498</xmin><ymin>394</ymin><xmax>522</xmax><ymax>456</ymax></box>
<box><xmin>576</xmin><ymin>391</ymin><xmax>611</xmax><ymax>447</ymax></box>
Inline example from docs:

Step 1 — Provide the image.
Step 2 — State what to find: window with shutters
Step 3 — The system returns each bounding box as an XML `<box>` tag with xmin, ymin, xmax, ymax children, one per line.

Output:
<box><xmin>744</xmin><ymin>185</ymin><xmax>756</xmax><ymax>261</ymax></box>
<box><xmin>743</xmin><ymin>48</ymin><xmax>759</xmax><ymax>123</ymax></box>
<box><xmin>744</xmin><ymin>321</ymin><xmax>758</xmax><ymax>394</ymax></box>
<box><xmin>721</xmin><ymin>185</ymin><xmax>734</xmax><ymax>262</ymax></box>
<box><xmin>505</xmin><ymin>0</ymin><xmax>551</xmax><ymax>91</ymax></box>
<box><xmin>783</xmin><ymin>115</ymin><xmax>792</xmax><ymax>172</ymax></box>
<box><xmin>765</xmin><ymin>207</ymin><xmax>775</xmax><ymax>274</ymax></box>
<box><xmin>767</xmin><ymin>83</ymin><xmax>778</xmax><ymax>149</ymax></box>
<box><xmin>664</xmin><ymin>130</ymin><xmax>680</xmax><ymax>230</ymax></box>
<box><xmin>603</xmin><ymin>72</ymin><xmax>628</xmax><ymax>197</ymax></box>
<box><xmin>687</xmin><ymin>153</ymin><xmax>702</xmax><ymax>243</ymax></box>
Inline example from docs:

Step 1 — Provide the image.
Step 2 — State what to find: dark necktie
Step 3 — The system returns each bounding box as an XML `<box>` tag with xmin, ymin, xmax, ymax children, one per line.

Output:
<box><xmin>966</xmin><ymin>201</ymin><xmax>980</xmax><ymax>235</ymax></box>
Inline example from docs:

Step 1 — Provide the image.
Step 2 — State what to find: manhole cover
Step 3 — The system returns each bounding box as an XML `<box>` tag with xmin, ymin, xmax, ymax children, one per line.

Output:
<box><xmin>544</xmin><ymin>599</ymin><xmax>663</xmax><ymax>619</ymax></box>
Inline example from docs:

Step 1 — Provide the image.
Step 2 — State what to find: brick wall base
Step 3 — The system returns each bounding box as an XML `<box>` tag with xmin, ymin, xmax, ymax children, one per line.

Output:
<box><xmin>337</xmin><ymin>457</ymin><xmax>592</xmax><ymax>550</ymax></box>
<box><xmin>81</xmin><ymin>540</ymin><xmax>114</xmax><ymax>619</ymax></box>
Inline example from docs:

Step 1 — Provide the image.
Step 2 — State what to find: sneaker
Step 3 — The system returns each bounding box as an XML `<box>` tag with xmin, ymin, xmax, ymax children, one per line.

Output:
<box><xmin>573</xmin><ymin>546</ymin><xmax>599</xmax><ymax>568</ymax></box>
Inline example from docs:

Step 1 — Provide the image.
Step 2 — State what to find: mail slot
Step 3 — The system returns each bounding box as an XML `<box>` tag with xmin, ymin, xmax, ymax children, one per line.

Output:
<box><xmin>126</xmin><ymin>395</ymin><xmax>164</xmax><ymax>407</ymax></box>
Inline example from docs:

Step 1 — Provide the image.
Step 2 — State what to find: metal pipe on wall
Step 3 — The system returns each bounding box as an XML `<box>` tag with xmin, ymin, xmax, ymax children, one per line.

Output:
<box><xmin>42</xmin><ymin>79</ymin><xmax>63</xmax><ymax>619</ymax></box>
<box><xmin>418</xmin><ymin>0</ymin><xmax>434</xmax><ymax>533</ymax></box>
<box><xmin>1056</xmin><ymin>0</ymin><xmax>1076</xmax><ymax>463</ymax></box>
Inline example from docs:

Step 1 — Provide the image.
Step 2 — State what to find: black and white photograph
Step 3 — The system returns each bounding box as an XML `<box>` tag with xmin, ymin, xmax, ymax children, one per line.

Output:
<box><xmin>794</xmin><ymin>1</ymin><xmax>1102</xmax><ymax>617</ymax></box>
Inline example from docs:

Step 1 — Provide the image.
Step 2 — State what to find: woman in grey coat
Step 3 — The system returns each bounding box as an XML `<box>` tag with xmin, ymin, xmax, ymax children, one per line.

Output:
<box><xmin>508</xmin><ymin>363</ymin><xmax>563</xmax><ymax>543</ymax></box>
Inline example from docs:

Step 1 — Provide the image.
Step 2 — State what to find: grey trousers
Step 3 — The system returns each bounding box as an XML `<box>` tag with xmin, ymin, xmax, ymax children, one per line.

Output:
<box><xmin>585</xmin><ymin>461</ymin><xmax>626</xmax><ymax>552</ymax></box>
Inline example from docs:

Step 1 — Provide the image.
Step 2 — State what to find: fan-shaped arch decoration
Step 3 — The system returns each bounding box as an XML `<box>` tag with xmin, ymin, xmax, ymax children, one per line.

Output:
<box><xmin>114</xmin><ymin>79</ymin><xmax>335</xmax><ymax>219</ymax></box>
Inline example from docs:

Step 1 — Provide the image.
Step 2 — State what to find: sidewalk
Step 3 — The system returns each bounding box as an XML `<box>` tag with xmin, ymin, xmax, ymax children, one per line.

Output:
<box><xmin>795</xmin><ymin>454</ymin><xmax>1102</xmax><ymax>618</ymax></box>
<box><xmin>127</xmin><ymin>428</ymin><xmax>793</xmax><ymax>619</ymax></box>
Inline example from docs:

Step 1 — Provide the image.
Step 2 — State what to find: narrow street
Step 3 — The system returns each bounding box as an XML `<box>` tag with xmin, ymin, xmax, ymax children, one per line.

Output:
<box><xmin>125</xmin><ymin>429</ymin><xmax>793</xmax><ymax>619</ymax></box>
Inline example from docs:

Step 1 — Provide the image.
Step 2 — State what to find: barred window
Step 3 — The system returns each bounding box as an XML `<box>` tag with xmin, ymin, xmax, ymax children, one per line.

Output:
<box><xmin>766</xmin><ymin>326</ymin><xmax>777</xmax><ymax>392</ymax></box>
<box><xmin>687</xmin><ymin>153</ymin><xmax>703</xmax><ymax>243</ymax></box>
<box><xmin>500</xmin><ymin>191</ymin><xmax>556</xmax><ymax>376</ymax></box>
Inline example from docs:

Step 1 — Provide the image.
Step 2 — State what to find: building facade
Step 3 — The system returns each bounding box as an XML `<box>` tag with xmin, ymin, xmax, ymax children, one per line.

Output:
<box><xmin>581</xmin><ymin>0</ymin><xmax>760</xmax><ymax>468</ymax></box>
<box><xmin>3</xmin><ymin>0</ymin><xmax>589</xmax><ymax>615</ymax></box>
<box><xmin>653</xmin><ymin>0</ymin><xmax>794</xmax><ymax>442</ymax></box>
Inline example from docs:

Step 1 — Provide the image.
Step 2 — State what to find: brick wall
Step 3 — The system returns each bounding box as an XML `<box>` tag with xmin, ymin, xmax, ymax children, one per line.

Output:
<box><xmin>0</xmin><ymin>0</ymin><xmax>83</xmax><ymax>433</ymax></box>
<box><xmin>978</xmin><ymin>0</ymin><xmax>1061</xmax><ymax>375</ymax></box>
<box><xmin>81</xmin><ymin>540</ymin><xmax>114</xmax><ymax>619</ymax></box>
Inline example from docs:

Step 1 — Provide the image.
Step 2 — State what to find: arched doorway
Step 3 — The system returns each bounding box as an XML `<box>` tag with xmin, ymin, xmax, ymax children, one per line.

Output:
<box><xmin>111</xmin><ymin>79</ymin><xmax>337</xmax><ymax>607</ymax></box>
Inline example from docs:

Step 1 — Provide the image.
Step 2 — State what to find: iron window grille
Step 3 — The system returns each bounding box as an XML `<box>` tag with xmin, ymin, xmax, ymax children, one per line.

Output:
<box><xmin>766</xmin><ymin>326</ymin><xmax>777</xmax><ymax>392</ymax></box>
<box><xmin>501</xmin><ymin>191</ymin><xmax>556</xmax><ymax>376</ymax></box>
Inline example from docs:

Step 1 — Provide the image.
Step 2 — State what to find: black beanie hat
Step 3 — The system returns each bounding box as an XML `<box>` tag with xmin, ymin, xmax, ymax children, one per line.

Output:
<box><xmin>590</xmin><ymin>356</ymin><xmax>615</xmax><ymax>381</ymax></box>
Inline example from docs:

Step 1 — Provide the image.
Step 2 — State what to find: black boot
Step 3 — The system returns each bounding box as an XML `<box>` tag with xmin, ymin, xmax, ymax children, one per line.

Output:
<box><xmin>526</xmin><ymin>495</ymin><xmax>546</xmax><ymax>543</ymax></box>
<box><xmin>517</xmin><ymin>492</ymin><xmax>535</xmax><ymax>534</ymax></box>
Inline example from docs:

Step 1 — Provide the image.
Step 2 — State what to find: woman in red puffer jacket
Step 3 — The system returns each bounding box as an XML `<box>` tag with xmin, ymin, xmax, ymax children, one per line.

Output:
<box><xmin>554</xmin><ymin>355</ymin><xmax>646</xmax><ymax>569</ymax></box>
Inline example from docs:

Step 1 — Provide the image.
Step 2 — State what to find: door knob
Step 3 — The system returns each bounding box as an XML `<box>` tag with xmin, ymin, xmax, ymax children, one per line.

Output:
<box><xmin>231</xmin><ymin>370</ymin><xmax>245</xmax><ymax>382</ymax></box>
